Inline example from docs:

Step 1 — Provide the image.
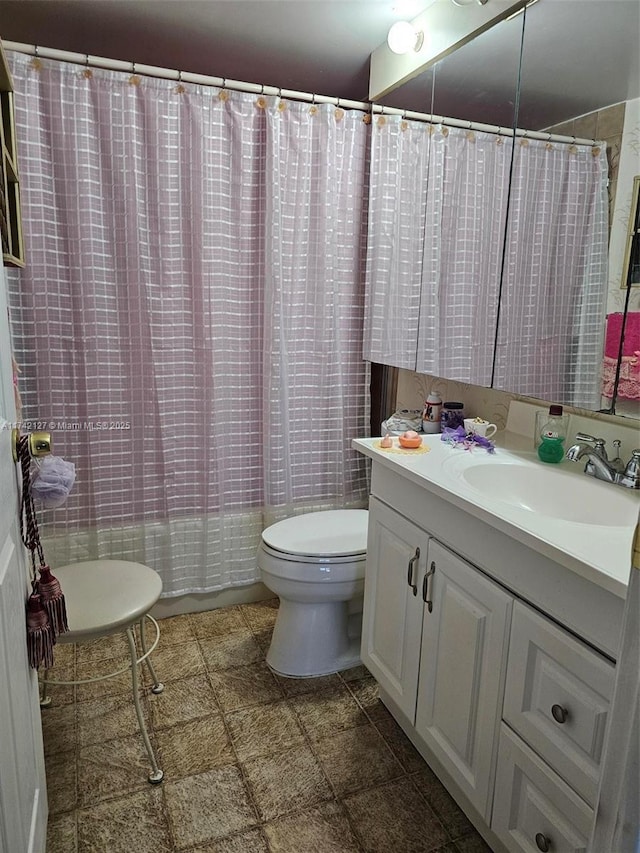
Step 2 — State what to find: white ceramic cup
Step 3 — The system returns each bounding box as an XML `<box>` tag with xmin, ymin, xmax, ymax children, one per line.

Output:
<box><xmin>463</xmin><ymin>418</ymin><xmax>497</xmax><ymax>439</ymax></box>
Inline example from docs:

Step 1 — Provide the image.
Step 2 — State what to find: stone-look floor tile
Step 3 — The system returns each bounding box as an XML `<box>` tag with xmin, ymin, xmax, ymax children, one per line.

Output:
<box><xmin>290</xmin><ymin>682</ymin><xmax>368</xmax><ymax>742</ymax></box>
<box><xmin>344</xmin><ymin>777</ymin><xmax>449</xmax><ymax>853</ymax></box>
<box><xmin>42</xmin><ymin>661</ymin><xmax>77</xmax><ymax>707</ymax></box>
<box><xmin>200</xmin><ymin>631</ymin><xmax>263</xmax><ymax>671</ymax></box>
<box><xmin>375</xmin><ymin>717</ymin><xmax>427</xmax><ymax>774</ymax></box>
<box><xmin>45</xmin><ymin>749</ymin><xmax>77</xmax><ymax>815</ymax></box>
<box><xmin>345</xmin><ymin>677</ymin><xmax>380</xmax><ymax>714</ymax></box>
<box><xmin>188</xmin><ymin>828</ymin><xmax>270</xmax><ymax>852</ymax></box>
<box><xmin>340</xmin><ymin>664</ymin><xmax>371</xmax><ymax>682</ymax></box>
<box><xmin>153</xmin><ymin>613</ymin><xmax>196</xmax><ymax>648</ymax></box>
<box><xmin>75</xmin><ymin>633</ymin><xmax>129</xmax><ymax>666</ymax></box>
<box><xmin>209</xmin><ymin>662</ymin><xmax>283</xmax><ymax>712</ymax></box>
<box><xmin>242</xmin><ymin>743</ymin><xmax>333</xmax><ymax>822</ymax></box>
<box><xmin>239</xmin><ymin>598</ymin><xmax>279</xmax><ymax>630</ymax></box>
<box><xmin>148</xmin><ymin>673</ymin><xmax>217</xmax><ymax>729</ymax></box>
<box><xmin>77</xmin><ymin>733</ymin><xmax>154</xmax><ymax>806</ymax></box>
<box><xmin>251</xmin><ymin>626</ymin><xmax>274</xmax><ymax>651</ymax></box>
<box><xmin>76</xmin><ymin>692</ymin><xmax>144</xmax><ymax>747</ymax></box>
<box><xmin>51</xmin><ymin>642</ymin><xmax>76</xmax><ymax>670</ymax></box>
<box><xmin>360</xmin><ymin>692</ymin><xmax>395</xmax><ymax>725</ymax></box>
<box><xmin>75</xmin><ymin>656</ymin><xmax>133</xmax><ymax>703</ymax></box>
<box><xmin>450</xmin><ymin>832</ymin><xmax>494</xmax><ymax>852</ymax></box>
<box><xmin>314</xmin><ymin>724</ymin><xmax>404</xmax><ymax>797</ymax></box>
<box><xmin>150</xmin><ymin>640</ymin><xmax>205</xmax><ymax>682</ymax></box>
<box><xmin>226</xmin><ymin>700</ymin><xmax>306</xmax><ymax>762</ymax></box>
<box><xmin>276</xmin><ymin>673</ymin><xmax>342</xmax><ymax>697</ymax></box>
<box><xmin>156</xmin><ymin>713</ymin><xmax>234</xmax><ymax>778</ymax></box>
<box><xmin>410</xmin><ymin>766</ymin><xmax>474</xmax><ymax>840</ymax></box>
<box><xmin>165</xmin><ymin>765</ymin><xmax>257</xmax><ymax>850</ymax></box>
<box><xmin>190</xmin><ymin>606</ymin><xmax>249</xmax><ymax>639</ymax></box>
<box><xmin>46</xmin><ymin>811</ymin><xmax>77</xmax><ymax>853</ymax></box>
<box><xmin>264</xmin><ymin>801</ymin><xmax>362</xmax><ymax>853</ymax></box>
<box><xmin>41</xmin><ymin>702</ymin><xmax>77</xmax><ymax>756</ymax></box>
<box><xmin>77</xmin><ymin>787</ymin><xmax>172</xmax><ymax>853</ymax></box>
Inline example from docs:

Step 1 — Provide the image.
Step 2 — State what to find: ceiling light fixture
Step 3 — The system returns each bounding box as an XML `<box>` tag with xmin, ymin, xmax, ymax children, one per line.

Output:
<box><xmin>387</xmin><ymin>21</ymin><xmax>425</xmax><ymax>54</ymax></box>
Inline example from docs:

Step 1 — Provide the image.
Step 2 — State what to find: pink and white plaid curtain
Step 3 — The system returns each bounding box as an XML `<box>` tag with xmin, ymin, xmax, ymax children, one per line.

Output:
<box><xmin>364</xmin><ymin>119</ymin><xmax>512</xmax><ymax>385</ymax></box>
<box><xmin>493</xmin><ymin>139</ymin><xmax>609</xmax><ymax>407</ymax></box>
<box><xmin>6</xmin><ymin>53</ymin><xmax>371</xmax><ymax>595</ymax></box>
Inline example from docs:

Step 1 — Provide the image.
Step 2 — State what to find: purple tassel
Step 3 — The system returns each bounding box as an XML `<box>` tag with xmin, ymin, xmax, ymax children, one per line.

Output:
<box><xmin>37</xmin><ymin>564</ymin><xmax>69</xmax><ymax>638</ymax></box>
<box><xmin>26</xmin><ymin>590</ymin><xmax>55</xmax><ymax>670</ymax></box>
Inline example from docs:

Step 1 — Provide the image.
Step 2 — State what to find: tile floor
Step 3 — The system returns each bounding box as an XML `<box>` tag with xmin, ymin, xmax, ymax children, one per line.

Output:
<box><xmin>42</xmin><ymin>598</ymin><xmax>494</xmax><ymax>853</ymax></box>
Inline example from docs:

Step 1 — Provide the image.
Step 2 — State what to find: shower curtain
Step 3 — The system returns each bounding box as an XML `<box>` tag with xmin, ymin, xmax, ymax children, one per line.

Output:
<box><xmin>6</xmin><ymin>53</ymin><xmax>371</xmax><ymax>595</ymax></box>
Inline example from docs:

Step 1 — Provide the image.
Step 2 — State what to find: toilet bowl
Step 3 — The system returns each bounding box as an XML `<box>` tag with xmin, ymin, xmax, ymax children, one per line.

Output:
<box><xmin>257</xmin><ymin>509</ymin><xmax>369</xmax><ymax>678</ymax></box>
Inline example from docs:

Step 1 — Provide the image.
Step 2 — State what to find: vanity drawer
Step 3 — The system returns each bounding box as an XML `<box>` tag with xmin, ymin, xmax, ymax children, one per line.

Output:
<box><xmin>492</xmin><ymin>725</ymin><xmax>593</xmax><ymax>853</ymax></box>
<box><xmin>503</xmin><ymin>601</ymin><xmax>615</xmax><ymax>807</ymax></box>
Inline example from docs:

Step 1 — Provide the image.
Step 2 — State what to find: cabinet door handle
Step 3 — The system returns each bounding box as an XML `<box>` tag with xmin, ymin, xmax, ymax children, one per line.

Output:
<box><xmin>551</xmin><ymin>704</ymin><xmax>568</xmax><ymax>724</ymax></box>
<box><xmin>422</xmin><ymin>561</ymin><xmax>435</xmax><ymax>612</ymax></box>
<box><xmin>534</xmin><ymin>832</ymin><xmax>551</xmax><ymax>852</ymax></box>
<box><xmin>407</xmin><ymin>547</ymin><xmax>420</xmax><ymax>596</ymax></box>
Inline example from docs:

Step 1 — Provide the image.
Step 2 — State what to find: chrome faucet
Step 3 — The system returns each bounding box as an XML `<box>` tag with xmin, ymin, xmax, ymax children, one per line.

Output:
<box><xmin>566</xmin><ymin>433</ymin><xmax>640</xmax><ymax>489</ymax></box>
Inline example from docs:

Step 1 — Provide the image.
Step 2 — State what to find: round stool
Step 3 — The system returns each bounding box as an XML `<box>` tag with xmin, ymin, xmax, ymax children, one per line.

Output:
<box><xmin>40</xmin><ymin>560</ymin><xmax>165</xmax><ymax>784</ymax></box>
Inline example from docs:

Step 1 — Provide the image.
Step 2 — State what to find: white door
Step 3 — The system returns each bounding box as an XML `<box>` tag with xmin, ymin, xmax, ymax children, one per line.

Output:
<box><xmin>361</xmin><ymin>497</ymin><xmax>429</xmax><ymax>721</ymax></box>
<box><xmin>415</xmin><ymin>539</ymin><xmax>512</xmax><ymax>821</ymax></box>
<box><xmin>0</xmin><ymin>263</ymin><xmax>48</xmax><ymax>853</ymax></box>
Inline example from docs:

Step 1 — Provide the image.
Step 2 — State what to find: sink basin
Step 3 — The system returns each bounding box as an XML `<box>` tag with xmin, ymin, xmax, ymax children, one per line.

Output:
<box><xmin>459</xmin><ymin>461</ymin><xmax>639</xmax><ymax>527</ymax></box>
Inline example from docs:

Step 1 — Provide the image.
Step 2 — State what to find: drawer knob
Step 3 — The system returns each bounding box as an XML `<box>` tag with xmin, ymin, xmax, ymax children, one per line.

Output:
<box><xmin>551</xmin><ymin>703</ymin><xmax>568</xmax><ymax>724</ymax></box>
<box><xmin>535</xmin><ymin>833</ymin><xmax>551</xmax><ymax>852</ymax></box>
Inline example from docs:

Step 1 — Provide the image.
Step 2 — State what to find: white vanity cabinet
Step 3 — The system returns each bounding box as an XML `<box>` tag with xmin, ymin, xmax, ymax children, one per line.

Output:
<box><xmin>362</xmin><ymin>497</ymin><xmax>512</xmax><ymax>821</ymax></box>
<box><xmin>356</xmin><ymin>444</ymin><xmax>626</xmax><ymax>853</ymax></box>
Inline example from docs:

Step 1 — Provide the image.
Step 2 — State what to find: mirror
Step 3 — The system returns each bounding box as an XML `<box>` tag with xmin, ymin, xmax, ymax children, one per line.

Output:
<box><xmin>376</xmin><ymin>0</ymin><xmax>640</xmax><ymax>418</ymax></box>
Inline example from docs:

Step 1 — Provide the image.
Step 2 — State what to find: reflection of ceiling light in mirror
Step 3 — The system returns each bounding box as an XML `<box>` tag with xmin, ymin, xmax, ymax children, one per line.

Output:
<box><xmin>387</xmin><ymin>21</ymin><xmax>425</xmax><ymax>54</ymax></box>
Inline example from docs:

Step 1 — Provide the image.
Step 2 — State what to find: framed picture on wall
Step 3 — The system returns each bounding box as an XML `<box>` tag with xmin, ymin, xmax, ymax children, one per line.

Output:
<box><xmin>621</xmin><ymin>175</ymin><xmax>640</xmax><ymax>287</ymax></box>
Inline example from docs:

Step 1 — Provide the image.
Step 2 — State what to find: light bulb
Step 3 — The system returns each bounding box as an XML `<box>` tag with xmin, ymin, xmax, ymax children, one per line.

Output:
<box><xmin>387</xmin><ymin>21</ymin><xmax>424</xmax><ymax>54</ymax></box>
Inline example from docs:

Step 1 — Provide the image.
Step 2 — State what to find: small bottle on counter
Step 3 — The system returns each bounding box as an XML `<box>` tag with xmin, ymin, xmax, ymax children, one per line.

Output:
<box><xmin>440</xmin><ymin>401</ymin><xmax>465</xmax><ymax>431</ymax></box>
<box><xmin>422</xmin><ymin>391</ymin><xmax>442</xmax><ymax>434</ymax></box>
<box><xmin>536</xmin><ymin>405</ymin><xmax>568</xmax><ymax>464</ymax></box>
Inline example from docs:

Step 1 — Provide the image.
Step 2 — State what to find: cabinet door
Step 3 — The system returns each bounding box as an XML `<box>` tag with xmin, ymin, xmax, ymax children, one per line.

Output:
<box><xmin>492</xmin><ymin>724</ymin><xmax>593</xmax><ymax>853</ymax></box>
<box><xmin>361</xmin><ymin>497</ymin><xmax>429</xmax><ymax>720</ymax></box>
<box><xmin>415</xmin><ymin>539</ymin><xmax>512</xmax><ymax>820</ymax></box>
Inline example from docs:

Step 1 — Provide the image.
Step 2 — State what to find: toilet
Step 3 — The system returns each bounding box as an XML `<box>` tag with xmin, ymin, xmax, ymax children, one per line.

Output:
<box><xmin>257</xmin><ymin>509</ymin><xmax>369</xmax><ymax>678</ymax></box>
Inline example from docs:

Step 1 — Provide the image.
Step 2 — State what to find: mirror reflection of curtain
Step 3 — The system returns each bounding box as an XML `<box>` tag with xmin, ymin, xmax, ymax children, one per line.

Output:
<box><xmin>493</xmin><ymin>140</ymin><xmax>609</xmax><ymax>408</ymax></box>
<box><xmin>6</xmin><ymin>53</ymin><xmax>371</xmax><ymax>595</ymax></box>
<box><xmin>363</xmin><ymin>120</ymin><xmax>512</xmax><ymax>385</ymax></box>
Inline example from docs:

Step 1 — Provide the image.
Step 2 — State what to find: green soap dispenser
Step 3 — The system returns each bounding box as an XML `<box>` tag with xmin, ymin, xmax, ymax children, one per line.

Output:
<box><xmin>537</xmin><ymin>404</ymin><xmax>568</xmax><ymax>464</ymax></box>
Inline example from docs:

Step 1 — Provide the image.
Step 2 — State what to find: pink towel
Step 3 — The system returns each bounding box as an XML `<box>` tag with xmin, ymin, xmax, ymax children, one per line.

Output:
<box><xmin>604</xmin><ymin>312</ymin><xmax>640</xmax><ymax>358</ymax></box>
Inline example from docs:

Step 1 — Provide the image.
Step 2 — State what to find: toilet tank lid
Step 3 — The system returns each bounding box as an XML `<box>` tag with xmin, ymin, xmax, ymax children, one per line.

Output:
<box><xmin>261</xmin><ymin>509</ymin><xmax>369</xmax><ymax>557</ymax></box>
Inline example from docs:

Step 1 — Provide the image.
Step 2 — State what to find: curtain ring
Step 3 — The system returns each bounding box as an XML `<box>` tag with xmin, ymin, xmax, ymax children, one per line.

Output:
<box><xmin>178</xmin><ymin>70</ymin><xmax>183</xmax><ymax>83</ymax></box>
<box><xmin>311</xmin><ymin>93</ymin><xmax>316</xmax><ymax>104</ymax></box>
<box><xmin>132</xmin><ymin>61</ymin><xmax>136</xmax><ymax>74</ymax></box>
<box><xmin>261</xmin><ymin>83</ymin><xmax>265</xmax><ymax>95</ymax></box>
<box><xmin>34</xmin><ymin>45</ymin><xmax>39</xmax><ymax>57</ymax></box>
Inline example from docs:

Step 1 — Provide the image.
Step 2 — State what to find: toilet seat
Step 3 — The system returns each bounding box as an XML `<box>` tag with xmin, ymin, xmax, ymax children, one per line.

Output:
<box><xmin>260</xmin><ymin>509</ymin><xmax>368</xmax><ymax>559</ymax></box>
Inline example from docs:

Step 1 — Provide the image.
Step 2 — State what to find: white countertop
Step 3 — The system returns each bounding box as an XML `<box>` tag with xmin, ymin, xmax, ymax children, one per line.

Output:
<box><xmin>353</xmin><ymin>434</ymin><xmax>640</xmax><ymax>599</ymax></box>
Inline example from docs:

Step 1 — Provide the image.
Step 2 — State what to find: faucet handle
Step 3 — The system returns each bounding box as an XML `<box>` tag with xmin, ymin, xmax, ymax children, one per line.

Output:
<box><xmin>620</xmin><ymin>450</ymin><xmax>640</xmax><ymax>489</ymax></box>
<box><xmin>574</xmin><ymin>433</ymin><xmax>608</xmax><ymax>459</ymax></box>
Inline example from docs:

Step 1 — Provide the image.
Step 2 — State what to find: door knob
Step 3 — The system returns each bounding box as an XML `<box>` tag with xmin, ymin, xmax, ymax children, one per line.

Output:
<box><xmin>11</xmin><ymin>429</ymin><xmax>52</xmax><ymax>461</ymax></box>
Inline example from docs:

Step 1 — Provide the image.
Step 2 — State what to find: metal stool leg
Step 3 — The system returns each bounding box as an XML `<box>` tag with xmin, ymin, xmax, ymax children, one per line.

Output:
<box><xmin>138</xmin><ymin>616</ymin><xmax>164</xmax><ymax>695</ymax></box>
<box><xmin>125</xmin><ymin>626</ymin><xmax>164</xmax><ymax>784</ymax></box>
<box><xmin>39</xmin><ymin>669</ymin><xmax>52</xmax><ymax>708</ymax></box>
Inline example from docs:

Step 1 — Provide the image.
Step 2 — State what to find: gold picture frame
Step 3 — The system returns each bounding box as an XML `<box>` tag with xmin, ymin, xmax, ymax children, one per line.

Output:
<box><xmin>621</xmin><ymin>174</ymin><xmax>640</xmax><ymax>288</ymax></box>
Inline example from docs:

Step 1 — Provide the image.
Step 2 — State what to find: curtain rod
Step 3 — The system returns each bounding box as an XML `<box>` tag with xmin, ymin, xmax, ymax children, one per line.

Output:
<box><xmin>4</xmin><ymin>41</ymin><xmax>600</xmax><ymax>147</ymax></box>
